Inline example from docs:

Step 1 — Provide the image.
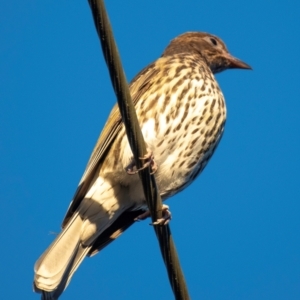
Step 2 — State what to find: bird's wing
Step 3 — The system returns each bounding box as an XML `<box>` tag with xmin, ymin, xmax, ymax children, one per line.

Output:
<box><xmin>62</xmin><ymin>61</ymin><xmax>159</xmax><ymax>227</ymax></box>
<box><xmin>87</xmin><ymin>209</ymin><xmax>145</xmax><ymax>256</ymax></box>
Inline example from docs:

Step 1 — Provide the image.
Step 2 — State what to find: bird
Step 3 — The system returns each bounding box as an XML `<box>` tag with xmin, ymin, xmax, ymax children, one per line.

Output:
<box><xmin>33</xmin><ymin>31</ymin><xmax>251</xmax><ymax>299</ymax></box>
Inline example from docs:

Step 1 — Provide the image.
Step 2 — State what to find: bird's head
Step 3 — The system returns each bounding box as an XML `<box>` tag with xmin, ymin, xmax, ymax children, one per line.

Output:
<box><xmin>162</xmin><ymin>32</ymin><xmax>251</xmax><ymax>74</ymax></box>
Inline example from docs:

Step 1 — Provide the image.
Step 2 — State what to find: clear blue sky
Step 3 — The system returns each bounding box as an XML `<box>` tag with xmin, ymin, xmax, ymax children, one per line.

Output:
<box><xmin>1</xmin><ymin>1</ymin><xmax>299</xmax><ymax>299</ymax></box>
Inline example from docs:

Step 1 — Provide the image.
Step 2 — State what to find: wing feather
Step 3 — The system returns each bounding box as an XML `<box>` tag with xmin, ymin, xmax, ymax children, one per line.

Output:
<box><xmin>62</xmin><ymin>61</ymin><xmax>160</xmax><ymax>226</ymax></box>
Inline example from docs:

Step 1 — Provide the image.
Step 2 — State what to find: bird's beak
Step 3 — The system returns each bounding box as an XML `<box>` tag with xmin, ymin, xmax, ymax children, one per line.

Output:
<box><xmin>226</xmin><ymin>54</ymin><xmax>252</xmax><ymax>70</ymax></box>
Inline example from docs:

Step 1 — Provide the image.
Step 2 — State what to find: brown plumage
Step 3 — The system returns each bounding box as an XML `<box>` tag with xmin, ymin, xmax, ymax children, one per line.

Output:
<box><xmin>34</xmin><ymin>32</ymin><xmax>251</xmax><ymax>299</ymax></box>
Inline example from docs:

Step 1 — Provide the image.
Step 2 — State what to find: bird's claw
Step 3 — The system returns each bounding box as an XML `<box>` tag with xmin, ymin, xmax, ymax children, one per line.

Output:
<box><xmin>134</xmin><ymin>204</ymin><xmax>171</xmax><ymax>225</ymax></box>
<box><xmin>125</xmin><ymin>148</ymin><xmax>157</xmax><ymax>175</ymax></box>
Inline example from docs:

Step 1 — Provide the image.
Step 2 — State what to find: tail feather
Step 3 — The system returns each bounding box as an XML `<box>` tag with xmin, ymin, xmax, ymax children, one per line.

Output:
<box><xmin>34</xmin><ymin>214</ymin><xmax>85</xmax><ymax>293</ymax></box>
<box><xmin>34</xmin><ymin>177</ymin><xmax>133</xmax><ymax>298</ymax></box>
<box><xmin>38</xmin><ymin>244</ymin><xmax>91</xmax><ymax>300</ymax></box>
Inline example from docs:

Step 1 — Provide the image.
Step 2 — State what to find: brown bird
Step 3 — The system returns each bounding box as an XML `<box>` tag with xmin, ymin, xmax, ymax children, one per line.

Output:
<box><xmin>34</xmin><ymin>32</ymin><xmax>251</xmax><ymax>299</ymax></box>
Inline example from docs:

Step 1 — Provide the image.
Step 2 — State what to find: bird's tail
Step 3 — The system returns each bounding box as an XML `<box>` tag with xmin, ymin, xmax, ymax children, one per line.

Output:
<box><xmin>34</xmin><ymin>213</ymin><xmax>90</xmax><ymax>300</ymax></box>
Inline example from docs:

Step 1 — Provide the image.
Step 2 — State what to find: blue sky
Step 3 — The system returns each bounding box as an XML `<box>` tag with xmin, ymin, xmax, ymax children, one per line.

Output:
<box><xmin>1</xmin><ymin>1</ymin><xmax>299</xmax><ymax>299</ymax></box>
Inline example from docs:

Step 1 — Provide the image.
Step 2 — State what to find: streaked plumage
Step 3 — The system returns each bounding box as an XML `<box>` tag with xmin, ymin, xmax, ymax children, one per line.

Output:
<box><xmin>34</xmin><ymin>32</ymin><xmax>251</xmax><ymax>299</ymax></box>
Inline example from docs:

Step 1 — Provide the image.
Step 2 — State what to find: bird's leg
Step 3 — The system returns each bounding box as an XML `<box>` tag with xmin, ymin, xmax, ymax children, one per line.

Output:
<box><xmin>134</xmin><ymin>204</ymin><xmax>172</xmax><ymax>225</ymax></box>
<box><xmin>125</xmin><ymin>148</ymin><xmax>157</xmax><ymax>175</ymax></box>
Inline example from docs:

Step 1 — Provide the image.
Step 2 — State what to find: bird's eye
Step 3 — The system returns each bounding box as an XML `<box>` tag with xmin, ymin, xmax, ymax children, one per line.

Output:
<box><xmin>210</xmin><ymin>38</ymin><xmax>218</xmax><ymax>46</ymax></box>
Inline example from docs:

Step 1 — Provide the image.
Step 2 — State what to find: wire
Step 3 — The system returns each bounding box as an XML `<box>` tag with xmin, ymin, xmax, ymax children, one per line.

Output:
<box><xmin>88</xmin><ymin>1</ymin><xmax>190</xmax><ymax>299</ymax></box>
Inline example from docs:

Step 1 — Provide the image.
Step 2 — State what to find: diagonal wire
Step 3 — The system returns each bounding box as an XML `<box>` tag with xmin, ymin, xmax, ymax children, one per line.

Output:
<box><xmin>88</xmin><ymin>1</ymin><xmax>190</xmax><ymax>299</ymax></box>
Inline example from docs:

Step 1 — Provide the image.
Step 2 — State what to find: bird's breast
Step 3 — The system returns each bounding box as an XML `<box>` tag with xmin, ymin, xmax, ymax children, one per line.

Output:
<box><xmin>102</xmin><ymin>58</ymin><xmax>227</xmax><ymax>202</ymax></box>
<box><xmin>139</xmin><ymin>69</ymin><xmax>227</xmax><ymax>198</ymax></box>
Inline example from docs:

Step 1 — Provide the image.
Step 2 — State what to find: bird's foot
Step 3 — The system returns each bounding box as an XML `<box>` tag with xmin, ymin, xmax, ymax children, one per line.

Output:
<box><xmin>134</xmin><ymin>204</ymin><xmax>171</xmax><ymax>225</ymax></box>
<box><xmin>125</xmin><ymin>148</ymin><xmax>157</xmax><ymax>175</ymax></box>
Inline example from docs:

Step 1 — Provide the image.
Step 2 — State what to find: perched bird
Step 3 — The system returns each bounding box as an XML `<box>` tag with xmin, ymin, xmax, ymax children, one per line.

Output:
<box><xmin>34</xmin><ymin>32</ymin><xmax>251</xmax><ymax>299</ymax></box>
